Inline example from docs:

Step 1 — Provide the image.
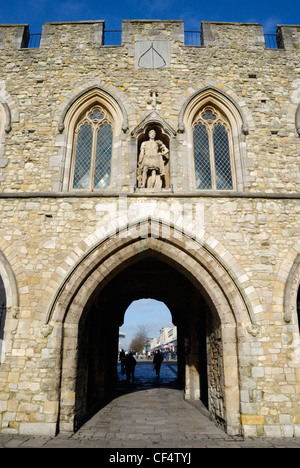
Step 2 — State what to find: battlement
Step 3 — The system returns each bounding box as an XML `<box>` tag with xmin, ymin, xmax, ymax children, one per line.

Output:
<box><xmin>0</xmin><ymin>20</ymin><xmax>299</xmax><ymax>50</ymax></box>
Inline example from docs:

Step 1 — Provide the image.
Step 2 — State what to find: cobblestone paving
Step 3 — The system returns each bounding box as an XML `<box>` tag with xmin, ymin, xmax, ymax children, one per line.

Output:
<box><xmin>1</xmin><ymin>363</ymin><xmax>300</xmax><ymax>448</ymax></box>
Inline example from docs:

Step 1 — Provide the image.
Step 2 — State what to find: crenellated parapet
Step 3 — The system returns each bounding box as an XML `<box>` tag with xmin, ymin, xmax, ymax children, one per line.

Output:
<box><xmin>40</xmin><ymin>20</ymin><xmax>105</xmax><ymax>48</ymax></box>
<box><xmin>0</xmin><ymin>20</ymin><xmax>299</xmax><ymax>50</ymax></box>
<box><xmin>0</xmin><ymin>24</ymin><xmax>30</xmax><ymax>49</ymax></box>
<box><xmin>277</xmin><ymin>24</ymin><xmax>300</xmax><ymax>49</ymax></box>
<box><xmin>201</xmin><ymin>22</ymin><xmax>265</xmax><ymax>48</ymax></box>
<box><xmin>122</xmin><ymin>19</ymin><xmax>184</xmax><ymax>44</ymax></box>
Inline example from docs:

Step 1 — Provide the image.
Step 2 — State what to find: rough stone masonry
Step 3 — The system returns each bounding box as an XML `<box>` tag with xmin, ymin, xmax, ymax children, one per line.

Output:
<box><xmin>0</xmin><ymin>19</ymin><xmax>299</xmax><ymax>438</ymax></box>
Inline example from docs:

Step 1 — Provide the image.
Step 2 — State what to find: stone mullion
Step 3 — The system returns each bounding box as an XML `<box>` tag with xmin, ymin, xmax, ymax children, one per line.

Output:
<box><xmin>89</xmin><ymin>124</ymin><xmax>98</xmax><ymax>191</ymax></box>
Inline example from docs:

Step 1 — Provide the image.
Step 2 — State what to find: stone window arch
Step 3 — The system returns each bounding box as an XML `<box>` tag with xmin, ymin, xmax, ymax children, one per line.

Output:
<box><xmin>0</xmin><ymin>98</ymin><xmax>11</xmax><ymax>136</ymax></box>
<box><xmin>193</xmin><ymin>106</ymin><xmax>235</xmax><ymax>190</ymax></box>
<box><xmin>58</xmin><ymin>86</ymin><xmax>128</xmax><ymax>192</ymax></box>
<box><xmin>179</xmin><ymin>87</ymin><xmax>249</xmax><ymax>192</ymax></box>
<box><xmin>296</xmin><ymin>104</ymin><xmax>300</xmax><ymax>137</ymax></box>
<box><xmin>0</xmin><ymin>250</ymin><xmax>19</xmax><ymax>363</ymax></box>
<box><xmin>0</xmin><ymin>99</ymin><xmax>11</xmax><ymax>179</ymax></box>
<box><xmin>71</xmin><ymin>105</ymin><xmax>113</xmax><ymax>190</ymax></box>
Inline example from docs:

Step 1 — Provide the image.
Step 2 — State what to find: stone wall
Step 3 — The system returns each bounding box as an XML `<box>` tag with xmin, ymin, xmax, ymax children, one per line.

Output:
<box><xmin>0</xmin><ymin>19</ymin><xmax>299</xmax><ymax>437</ymax></box>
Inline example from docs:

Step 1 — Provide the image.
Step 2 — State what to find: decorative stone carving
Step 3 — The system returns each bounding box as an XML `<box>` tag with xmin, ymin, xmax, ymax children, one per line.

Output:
<box><xmin>40</xmin><ymin>323</ymin><xmax>54</xmax><ymax>338</ymax></box>
<box><xmin>10</xmin><ymin>306</ymin><xmax>19</xmax><ymax>319</ymax></box>
<box><xmin>246</xmin><ymin>323</ymin><xmax>261</xmax><ymax>337</ymax></box>
<box><xmin>147</xmin><ymin>90</ymin><xmax>161</xmax><ymax>110</ymax></box>
<box><xmin>137</xmin><ymin>129</ymin><xmax>169</xmax><ymax>189</ymax></box>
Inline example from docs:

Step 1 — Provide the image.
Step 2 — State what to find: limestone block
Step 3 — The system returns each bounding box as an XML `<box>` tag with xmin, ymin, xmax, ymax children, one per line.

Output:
<box><xmin>19</xmin><ymin>422</ymin><xmax>56</xmax><ymax>436</ymax></box>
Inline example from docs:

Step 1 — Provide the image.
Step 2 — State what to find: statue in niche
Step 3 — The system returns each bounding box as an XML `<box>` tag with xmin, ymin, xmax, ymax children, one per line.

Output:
<box><xmin>137</xmin><ymin>129</ymin><xmax>169</xmax><ymax>189</ymax></box>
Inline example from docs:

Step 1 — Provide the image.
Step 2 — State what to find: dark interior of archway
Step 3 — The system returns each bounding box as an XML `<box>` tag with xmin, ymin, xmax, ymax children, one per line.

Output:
<box><xmin>297</xmin><ymin>286</ymin><xmax>300</xmax><ymax>330</ymax></box>
<box><xmin>74</xmin><ymin>255</ymin><xmax>216</xmax><ymax>430</ymax></box>
<box><xmin>0</xmin><ymin>275</ymin><xmax>6</xmax><ymax>342</ymax></box>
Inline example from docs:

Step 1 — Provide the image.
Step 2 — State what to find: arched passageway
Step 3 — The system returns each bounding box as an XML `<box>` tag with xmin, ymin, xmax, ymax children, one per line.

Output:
<box><xmin>51</xmin><ymin>225</ymin><xmax>247</xmax><ymax>436</ymax></box>
<box><xmin>75</xmin><ymin>256</ymin><xmax>212</xmax><ymax>430</ymax></box>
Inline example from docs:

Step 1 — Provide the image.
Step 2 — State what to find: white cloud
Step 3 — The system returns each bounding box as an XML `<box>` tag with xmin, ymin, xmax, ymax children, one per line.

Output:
<box><xmin>262</xmin><ymin>16</ymin><xmax>281</xmax><ymax>34</ymax></box>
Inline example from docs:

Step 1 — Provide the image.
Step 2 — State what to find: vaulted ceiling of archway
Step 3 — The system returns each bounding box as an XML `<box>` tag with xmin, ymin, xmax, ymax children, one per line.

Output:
<box><xmin>85</xmin><ymin>257</ymin><xmax>202</xmax><ymax>327</ymax></box>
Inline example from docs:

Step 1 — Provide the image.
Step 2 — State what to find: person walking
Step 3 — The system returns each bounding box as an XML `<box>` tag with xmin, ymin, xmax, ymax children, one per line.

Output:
<box><xmin>120</xmin><ymin>349</ymin><xmax>126</xmax><ymax>375</ymax></box>
<box><xmin>125</xmin><ymin>352</ymin><xmax>136</xmax><ymax>384</ymax></box>
<box><xmin>153</xmin><ymin>350</ymin><xmax>164</xmax><ymax>377</ymax></box>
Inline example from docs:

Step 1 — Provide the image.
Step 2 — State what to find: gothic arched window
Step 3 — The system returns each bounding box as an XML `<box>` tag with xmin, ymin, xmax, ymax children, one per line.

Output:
<box><xmin>71</xmin><ymin>106</ymin><xmax>113</xmax><ymax>190</ymax></box>
<box><xmin>193</xmin><ymin>107</ymin><xmax>235</xmax><ymax>190</ymax></box>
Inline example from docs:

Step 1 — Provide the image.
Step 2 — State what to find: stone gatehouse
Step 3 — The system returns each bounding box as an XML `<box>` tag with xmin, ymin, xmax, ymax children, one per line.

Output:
<box><xmin>0</xmin><ymin>19</ymin><xmax>300</xmax><ymax>438</ymax></box>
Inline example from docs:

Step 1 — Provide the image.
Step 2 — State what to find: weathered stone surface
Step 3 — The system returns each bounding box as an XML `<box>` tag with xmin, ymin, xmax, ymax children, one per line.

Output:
<box><xmin>0</xmin><ymin>19</ymin><xmax>299</xmax><ymax>438</ymax></box>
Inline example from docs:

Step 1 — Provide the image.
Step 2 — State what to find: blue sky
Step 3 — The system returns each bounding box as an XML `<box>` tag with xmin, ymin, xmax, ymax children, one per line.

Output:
<box><xmin>0</xmin><ymin>0</ymin><xmax>299</xmax><ymax>34</ymax></box>
<box><xmin>119</xmin><ymin>299</ymin><xmax>173</xmax><ymax>351</ymax></box>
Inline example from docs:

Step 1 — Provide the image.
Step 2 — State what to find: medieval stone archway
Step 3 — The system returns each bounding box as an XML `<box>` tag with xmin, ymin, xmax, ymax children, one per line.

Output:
<box><xmin>46</xmin><ymin>220</ymin><xmax>254</xmax><ymax>436</ymax></box>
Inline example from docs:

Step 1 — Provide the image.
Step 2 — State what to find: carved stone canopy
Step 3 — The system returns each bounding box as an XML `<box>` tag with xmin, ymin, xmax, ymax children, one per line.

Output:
<box><xmin>131</xmin><ymin>111</ymin><xmax>176</xmax><ymax>139</ymax></box>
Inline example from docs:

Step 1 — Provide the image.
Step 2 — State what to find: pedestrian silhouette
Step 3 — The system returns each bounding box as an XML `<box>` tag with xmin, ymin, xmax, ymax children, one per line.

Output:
<box><xmin>120</xmin><ymin>349</ymin><xmax>126</xmax><ymax>375</ymax></box>
<box><xmin>153</xmin><ymin>350</ymin><xmax>164</xmax><ymax>377</ymax></box>
<box><xmin>125</xmin><ymin>352</ymin><xmax>136</xmax><ymax>384</ymax></box>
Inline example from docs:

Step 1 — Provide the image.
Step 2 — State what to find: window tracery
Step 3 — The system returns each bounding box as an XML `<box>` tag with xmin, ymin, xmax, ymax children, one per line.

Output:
<box><xmin>193</xmin><ymin>106</ymin><xmax>234</xmax><ymax>190</ymax></box>
<box><xmin>71</xmin><ymin>105</ymin><xmax>113</xmax><ymax>190</ymax></box>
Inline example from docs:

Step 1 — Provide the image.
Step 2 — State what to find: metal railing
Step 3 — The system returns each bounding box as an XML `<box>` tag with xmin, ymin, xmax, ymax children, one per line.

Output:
<box><xmin>103</xmin><ymin>30</ymin><xmax>122</xmax><ymax>46</ymax></box>
<box><xmin>184</xmin><ymin>31</ymin><xmax>202</xmax><ymax>46</ymax></box>
<box><xmin>21</xmin><ymin>30</ymin><xmax>282</xmax><ymax>50</ymax></box>
<box><xmin>22</xmin><ymin>31</ymin><xmax>42</xmax><ymax>49</ymax></box>
<box><xmin>264</xmin><ymin>34</ymin><xmax>278</xmax><ymax>49</ymax></box>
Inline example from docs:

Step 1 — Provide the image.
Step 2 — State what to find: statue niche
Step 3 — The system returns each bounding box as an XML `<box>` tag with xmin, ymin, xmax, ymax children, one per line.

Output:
<box><xmin>137</xmin><ymin>127</ymin><xmax>170</xmax><ymax>189</ymax></box>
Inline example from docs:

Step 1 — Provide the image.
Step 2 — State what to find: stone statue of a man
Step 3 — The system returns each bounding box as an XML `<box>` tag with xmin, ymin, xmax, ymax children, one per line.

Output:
<box><xmin>137</xmin><ymin>130</ymin><xmax>169</xmax><ymax>189</ymax></box>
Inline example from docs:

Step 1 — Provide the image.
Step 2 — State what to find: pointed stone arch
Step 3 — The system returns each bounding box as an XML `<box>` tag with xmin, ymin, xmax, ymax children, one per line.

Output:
<box><xmin>52</xmin><ymin>84</ymin><xmax>129</xmax><ymax>191</ymax></box>
<box><xmin>274</xmin><ymin>241</ymin><xmax>300</xmax><ymax>367</ymax></box>
<box><xmin>58</xmin><ymin>84</ymin><xmax>129</xmax><ymax>135</ymax></box>
<box><xmin>178</xmin><ymin>86</ymin><xmax>252</xmax><ymax>192</ymax></box>
<box><xmin>42</xmin><ymin>217</ymin><xmax>263</xmax><ymax>436</ymax></box>
<box><xmin>0</xmin><ymin>249</ymin><xmax>19</xmax><ymax>363</ymax></box>
<box><xmin>296</xmin><ymin>103</ymin><xmax>300</xmax><ymax>136</ymax></box>
<box><xmin>0</xmin><ymin>97</ymin><xmax>12</xmax><ymax>172</ymax></box>
<box><xmin>0</xmin><ymin>96</ymin><xmax>12</xmax><ymax>135</ymax></box>
<box><xmin>0</xmin><ymin>249</ymin><xmax>19</xmax><ymax>311</ymax></box>
<box><xmin>279</xmin><ymin>240</ymin><xmax>300</xmax><ymax>325</ymax></box>
<box><xmin>178</xmin><ymin>85</ymin><xmax>250</xmax><ymax>135</ymax></box>
<box><xmin>131</xmin><ymin>110</ymin><xmax>176</xmax><ymax>140</ymax></box>
<box><xmin>44</xmin><ymin>217</ymin><xmax>258</xmax><ymax>330</ymax></box>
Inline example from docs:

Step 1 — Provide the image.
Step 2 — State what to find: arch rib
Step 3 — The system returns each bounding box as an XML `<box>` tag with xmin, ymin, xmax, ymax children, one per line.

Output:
<box><xmin>296</xmin><ymin>103</ymin><xmax>300</xmax><ymax>136</ymax></box>
<box><xmin>177</xmin><ymin>85</ymin><xmax>249</xmax><ymax>135</ymax></box>
<box><xmin>57</xmin><ymin>85</ymin><xmax>129</xmax><ymax>134</ymax></box>
<box><xmin>44</xmin><ymin>217</ymin><xmax>258</xmax><ymax>333</ymax></box>
<box><xmin>0</xmin><ymin>97</ymin><xmax>12</xmax><ymax>134</ymax></box>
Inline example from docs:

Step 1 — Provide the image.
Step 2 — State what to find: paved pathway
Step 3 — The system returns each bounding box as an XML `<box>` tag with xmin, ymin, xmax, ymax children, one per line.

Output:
<box><xmin>1</xmin><ymin>363</ymin><xmax>300</xmax><ymax>448</ymax></box>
